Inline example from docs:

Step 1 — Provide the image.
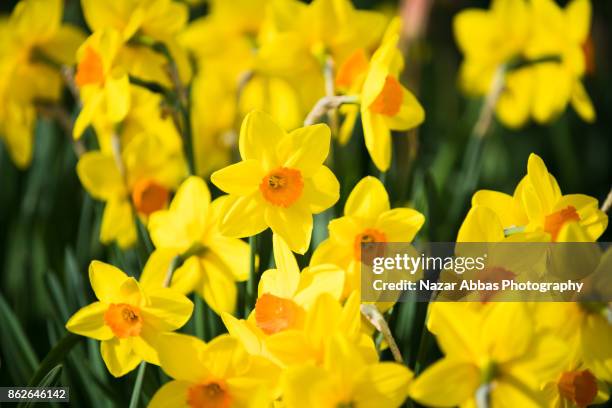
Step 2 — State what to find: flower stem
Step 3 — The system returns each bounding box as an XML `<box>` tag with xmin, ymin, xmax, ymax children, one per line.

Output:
<box><xmin>127</xmin><ymin>361</ymin><xmax>146</xmax><ymax>408</ymax></box>
<box><xmin>246</xmin><ymin>234</ymin><xmax>258</xmax><ymax>316</ymax></box>
<box><xmin>360</xmin><ymin>304</ymin><xmax>403</xmax><ymax>363</ymax></box>
<box><xmin>194</xmin><ymin>295</ymin><xmax>205</xmax><ymax>339</ymax></box>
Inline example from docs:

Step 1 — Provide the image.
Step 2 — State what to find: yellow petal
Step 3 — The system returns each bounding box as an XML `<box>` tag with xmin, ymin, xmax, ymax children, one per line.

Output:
<box><xmin>356</xmin><ymin>362</ymin><xmax>413</xmax><ymax>407</ymax></box>
<box><xmin>148</xmin><ymin>380</ymin><xmax>191</xmax><ymax>408</ymax></box>
<box><xmin>427</xmin><ymin>303</ymin><xmax>481</xmax><ymax>358</ymax></box>
<box><xmin>206</xmin><ymin>237</ymin><xmax>250</xmax><ymax>282</ymax></box>
<box><xmin>73</xmin><ymin>91</ymin><xmax>103</xmax><ymax>139</ymax></box>
<box><xmin>301</xmin><ymin>166</ymin><xmax>340</xmax><ymax>214</ymax></box>
<box><xmin>526</xmin><ymin>153</ymin><xmax>562</xmax><ymax>214</ymax></box>
<box><xmin>142</xmin><ymin>288</ymin><xmax>193</xmax><ymax>331</ymax></box>
<box><xmin>375</xmin><ymin>208</ymin><xmax>425</xmax><ymax>242</ymax></box>
<box><xmin>555</xmin><ymin>194</ymin><xmax>607</xmax><ymax>241</ymax></box>
<box><xmin>531</xmin><ymin>63</ymin><xmax>572</xmax><ymax>125</ymax></box>
<box><xmin>156</xmin><ymin>333</ymin><xmax>210</xmax><ymax>382</ymax></box>
<box><xmin>210</xmin><ymin>160</ymin><xmax>265</xmax><ymax>196</ymax></box>
<box><xmin>65</xmin><ymin>302</ymin><xmax>113</xmax><ymax>340</ymax></box>
<box><xmin>100</xmin><ymin>337</ymin><xmax>141</xmax><ymax>377</ymax></box>
<box><xmin>238</xmin><ymin>110</ymin><xmax>283</xmax><ymax>169</ymax></box>
<box><xmin>270</xmin><ymin>234</ymin><xmax>300</xmax><ymax>297</ymax></box>
<box><xmin>104</xmin><ymin>73</ymin><xmax>130</xmax><ymax>122</ymax></box>
<box><xmin>472</xmin><ymin>189</ymin><xmax>526</xmax><ymax>227</ymax></box>
<box><xmin>100</xmin><ymin>197</ymin><xmax>136</xmax><ymax>248</ymax></box>
<box><xmin>41</xmin><ymin>25</ymin><xmax>86</xmax><ymax>65</ymax></box>
<box><xmin>200</xmin><ymin>258</ymin><xmax>237</xmax><ymax>314</ymax></box>
<box><xmin>571</xmin><ymin>80</ymin><xmax>596</xmax><ymax>123</ymax></box>
<box><xmin>345</xmin><ymin>176</ymin><xmax>390</xmax><ymax>219</ymax></box>
<box><xmin>202</xmin><ymin>335</ymin><xmax>246</xmax><ymax>379</ymax></box>
<box><xmin>409</xmin><ymin>357</ymin><xmax>480</xmax><ymax>407</ymax></box>
<box><xmin>565</xmin><ymin>0</ymin><xmax>591</xmax><ymax>43</ymax></box>
<box><xmin>265</xmin><ymin>204</ymin><xmax>312</xmax><ymax>254</ymax></box>
<box><xmin>88</xmin><ymin>261</ymin><xmax>128</xmax><ymax>303</ymax></box>
<box><xmin>219</xmin><ymin>195</ymin><xmax>268</xmax><ymax>238</ymax></box>
<box><xmin>482</xmin><ymin>303</ymin><xmax>533</xmax><ymax>363</ymax></box>
<box><xmin>453</xmin><ymin>9</ymin><xmax>495</xmax><ymax>55</ymax></box>
<box><xmin>361</xmin><ymin>109</ymin><xmax>391</xmax><ymax>172</ymax></box>
<box><xmin>496</xmin><ymin>67</ymin><xmax>533</xmax><ymax>129</ymax></box>
<box><xmin>1</xmin><ymin>103</ymin><xmax>35</xmax><ymax>168</ymax></box>
<box><xmin>221</xmin><ymin>312</ymin><xmax>263</xmax><ymax>356</ymax></box>
<box><xmin>293</xmin><ymin>264</ymin><xmax>345</xmax><ymax>308</ymax></box>
<box><xmin>139</xmin><ymin>249</ymin><xmax>179</xmax><ymax>291</ymax></box>
<box><xmin>457</xmin><ymin>206</ymin><xmax>505</xmax><ymax>242</ymax></box>
<box><xmin>277</xmin><ymin>124</ymin><xmax>331</xmax><ymax>177</ymax></box>
<box><xmin>265</xmin><ymin>330</ymin><xmax>312</xmax><ymax>366</ymax></box>
<box><xmin>76</xmin><ymin>152</ymin><xmax>124</xmax><ymax>201</ymax></box>
<box><xmin>384</xmin><ymin>86</ymin><xmax>425</xmax><ymax>131</ymax></box>
<box><xmin>132</xmin><ymin>329</ymin><xmax>160</xmax><ymax>365</ymax></box>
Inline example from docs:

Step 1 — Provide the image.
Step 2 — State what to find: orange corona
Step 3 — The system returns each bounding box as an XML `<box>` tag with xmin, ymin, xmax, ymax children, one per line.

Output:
<box><xmin>544</xmin><ymin>205</ymin><xmax>580</xmax><ymax>240</ymax></box>
<box><xmin>103</xmin><ymin>303</ymin><xmax>142</xmax><ymax>338</ymax></box>
<box><xmin>186</xmin><ymin>381</ymin><xmax>232</xmax><ymax>408</ymax></box>
<box><xmin>259</xmin><ymin>167</ymin><xmax>303</xmax><ymax>207</ymax></box>
<box><xmin>369</xmin><ymin>76</ymin><xmax>403</xmax><ymax>116</ymax></box>
<box><xmin>254</xmin><ymin>293</ymin><xmax>304</xmax><ymax>335</ymax></box>
<box><xmin>75</xmin><ymin>47</ymin><xmax>105</xmax><ymax>87</ymax></box>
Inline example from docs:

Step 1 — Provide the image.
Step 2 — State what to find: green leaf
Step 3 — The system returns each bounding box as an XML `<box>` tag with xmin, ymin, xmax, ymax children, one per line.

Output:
<box><xmin>18</xmin><ymin>364</ymin><xmax>63</xmax><ymax>408</ymax></box>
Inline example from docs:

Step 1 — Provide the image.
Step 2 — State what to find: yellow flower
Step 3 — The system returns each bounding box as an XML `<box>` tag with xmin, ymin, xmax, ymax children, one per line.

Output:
<box><xmin>143</xmin><ymin>176</ymin><xmax>250</xmax><ymax>315</ymax></box>
<box><xmin>409</xmin><ymin>303</ymin><xmax>568</xmax><ymax>407</ymax></box>
<box><xmin>73</xmin><ymin>28</ymin><xmax>130</xmax><ymax>139</ymax></box>
<box><xmin>77</xmin><ymin>133</ymin><xmax>187</xmax><ymax>248</ymax></box>
<box><xmin>222</xmin><ymin>235</ymin><xmax>353</xmax><ymax>365</ymax></box>
<box><xmin>312</xmin><ymin>176</ymin><xmax>425</xmax><ymax>297</ymax></box>
<box><xmin>458</xmin><ymin>153</ymin><xmax>607</xmax><ymax>242</ymax></box>
<box><xmin>283</xmin><ymin>333</ymin><xmax>412</xmax><ymax>408</ymax></box>
<box><xmin>541</xmin><ymin>361</ymin><xmax>610</xmax><ymax>408</ymax></box>
<box><xmin>359</xmin><ymin>32</ymin><xmax>425</xmax><ymax>171</ymax></box>
<box><xmin>0</xmin><ymin>0</ymin><xmax>84</xmax><ymax>167</ymax></box>
<box><xmin>211</xmin><ymin>110</ymin><xmax>339</xmax><ymax>254</ymax></box>
<box><xmin>65</xmin><ymin>260</ymin><xmax>193</xmax><ymax>377</ymax></box>
<box><xmin>149</xmin><ymin>333</ymin><xmax>278</xmax><ymax>408</ymax></box>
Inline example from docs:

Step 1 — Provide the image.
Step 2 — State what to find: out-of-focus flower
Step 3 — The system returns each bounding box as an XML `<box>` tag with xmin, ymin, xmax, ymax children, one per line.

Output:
<box><xmin>77</xmin><ymin>133</ymin><xmax>187</xmax><ymax>248</ymax></box>
<box><xmin>143</xmin><ymin>176</ymin><xmax>250</xmax><ymax>315</ymax></box>
<box><xmin>359</xmin><ymin>31</ymin><xmax>425</xmax><ymax>171</ymax></box>
<box><xmin>458</xmin><ymin>153</ymin><xmax>607</xmax><ymax>242</ymax></box>
<box><xmin>73</xmin><ymin>29</ymin><xmax>130</xmax><ymax>139</ymax></box>
<box><xmin>409</xmin><ymin>303</ymin><xmax>568</xmax><ymax>407</ymax></box>
<box><xmin>283</xmin><ymin>333</ymin><xmax>412</xmax><ymax>408</ymax></box>
<box><xmin>211</xmin><ymin>110</ymin><xmax>339</xmax><ymax>254</ymax></box>
<box><xmin>222</xmin><ymin>235</ymin><xmax>353</xmax><ymax>364</ymax></box>
<box><xmin>0</xmin><ymin>0</ymin><xmax>84</xmax><ymax>167</ymax></box>
<box><xmin>312</xmin><ymin>176</ymin><xmax>424</xmax><ymax>297</ymax></box>
<box><xmin>65</xmin><ymin>260</ymin><xmax>193</xmax><ymax>377</ymax></box>
<box><xmin>541</xmin><ymin>360</ymin><xmax>610</xmax><ymax>408</ymax></box>
<box><xmin>149</xmin><ymin>333</ymin><xmax>278</xmax><ymax>408</ymax></box>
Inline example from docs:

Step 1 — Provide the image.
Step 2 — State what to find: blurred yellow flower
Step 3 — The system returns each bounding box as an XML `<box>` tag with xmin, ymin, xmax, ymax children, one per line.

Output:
<box><xmin>458</xmin><ymin>153</ymin><xmax>608</xmax><ymax>242</ymax></box>
<box><xmin>65</xmin><ymin>260</ymin><xmax>193</xmax><ymax>377</ymax></box>
<box><xmin>360</xmin><ymin>32</ymin><xmax>424</xmax><ymax>171</ymax></box>
<box><xmin>541</xmin><ymin>361</ymin><xmax>610</xmax><ymax>408</ymax></box>
<box><xmin>144</xmin><ymin>176</ymin><xmax>250</xmax><ymax>314</ymax></box>
<box><xmin>77</xmin><ymin>133</ymin><xmax>187</xmax><ymax>248</ymax></box>
<box><xmin>410</xmin><ymin>303</ymin><xmax>568</xmax><ymax>407</ymax></box>
<box><xmin>73</xmin><ymin>29</ymin><xmax>130</xmax><ymax>139</ymax></box>
<box><xmin>211</xmin><ymin>110</ymin><xmax>339</xmax><ymax>254</ymax></box>
<box><xmin>149</xmin><ymin>333</ymin><xmax>278</xmax><ymax>408</ymax></box>
<box><xmin>0</xmin><ymin>0</ymin><xmax>84</xmax><ymax>167</ymax></box>
<box><xmin>283</xmin><ymin>333</ymin><xmax>412</xmax><ymax>408</ymax></box>
<box><xmin>312</xmin><ymin>176</ymin><xmax>425</xmax><ymax>297</ymax></box>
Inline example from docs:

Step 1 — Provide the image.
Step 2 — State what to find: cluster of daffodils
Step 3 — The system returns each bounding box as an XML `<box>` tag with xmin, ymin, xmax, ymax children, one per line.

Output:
<box><xmin>454</xmin><ymin>0</ymin><xmax>596</xmax><ymax>127</ymax></box>
<box><xmin>1</xmin><ymin>0</ymin><xmax>608</xmax><ymax>407</ymax></box>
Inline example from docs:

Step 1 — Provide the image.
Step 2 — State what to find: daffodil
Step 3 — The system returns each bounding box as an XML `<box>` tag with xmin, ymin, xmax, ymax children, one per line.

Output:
<box><xmin>283</xmin><ymin>333</ymin><xmax>412</xmax><ymax>408</ymax></box>
<box><xmin>77</xmin><ymin>133</ymin><xmax>187</xmax><ymax>248</ymax></box>
<box><xmin>73</xmin><ymin>28</ymin><xmax>130</xmax><ymax>139</ymax></box>
<box><xmin>409</xmin><ymin>302</ymin><xmax>569</xmax><ymax>407</ymax></box>
<box><xmin>222</xmin><ymin>235</ymin><xmax>355</xmax><ymax>365</ymax></box>
<box><xmin>149</xmin><ymin>333</ymin><xmax>278</xmax><ymax>408</ymax></box>
<box><xmin>541</xmin><ymin>361</ymin><xmax>610</xmax><ymax>408</ymax></box>
<box><xmin>458</xmin><ymin>153</ymin><xmax>608</xmax><ymax>242</ymax></box>
<box><xmin>65</xmin><ymin>260</ymin><xmax>193</xmax><ymax>377</ymax></box>
<box><xmin>359</xmin><ymin>31</ymin><xmax>425</xmax><ymax>171</ymax></box>
<box><xmin>143</xmin><ymin>176</ymin><xmax>250</xmax><ymax>315</ymax></box>
<box><xmin>210</xmin><ymin>110</ymin><xmax>339</xmax><ymax>254</ymax></box>
<box><xmin>0</xmin><ymin>0</ymin><xmax>84</xmax><ymax>167</ymax></box>
<box><xmin>312</xmin><ymin>176</ymin><xmax>425</xmax><ymax>297</ymax></box>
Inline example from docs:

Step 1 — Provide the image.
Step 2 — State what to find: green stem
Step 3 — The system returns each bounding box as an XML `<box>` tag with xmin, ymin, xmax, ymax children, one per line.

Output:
<box><xmin>128</xmin><ymin>361</ymin><xmax>146</xmax><ymax>408</ymax></box>
<box><xmin>194</xmin><ymin>295</ymin><xmax>205</xmax><ymax>339</ymax></box>
<box><xmin>246</xmin><ymin>235</ymin><xmax>258</xmax><ymax>316</ymax></box>
<box><xmin>26</xmin><ymin>333</ymin><xmax>80</xmax><ymax>387</ymax></box>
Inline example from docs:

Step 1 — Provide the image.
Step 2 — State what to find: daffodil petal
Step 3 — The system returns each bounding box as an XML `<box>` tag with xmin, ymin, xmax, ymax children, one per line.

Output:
<box><xmin>148</xmin><ymin>380</ymin><xmax>191</xmax><ymax>408</ymax></box>
<box><xmin>265</xmin><ymin>204</ymin><xmax>312</xmax><ymax>254</ymax></box>
<box><xmin>65</xmin><ymin>302</ymin><xmax>113</xmax><ymax>340</ymax></box>
<box><xmin>362</xmin><ymin>109</ymin><xmax>391</xmax><ymax>172</ymax></box>
<box><xmin>76</xmin><ymin>152</ymin><xmax>124</xmax><ymax>201</ymax></box>
<box><xmin>375</xmin><ymin>208</ymin><xmax>425</xmax><ymax>242</ymax></box>
<box><xmin>301</xmin><ymin>166</ymin><xmax>340</xmax><ymax>214</ymax></box>
<box><xmin>141</xmin><ymin>288</ymin><xmax>193</xmax><ymax>331</ymax></box>
<box><xmin>89</xmin><ymin>261</ymin><xmax>128</xmax><ymax>303</ymax></box>
<box><xmin>210</xmin><ymin>159</ymin><xmax>264</xmax><ymax>196</ymax></box>
<box><xmin>220</xmin><ymin>195</ymin><xmax>268</xmax><ymax>238</ymax></box>
<box><xmin>238</xmin><ymin>110</ymin><xmax>283</xmax><ymax>169</ymax></box>
<box><xmin>200</xmin><ymin>258</ymin><xmax>237</xmax><ymax>314</ymax></box>
<box><xmin>277</xmin><ymin>124</ymin><xmax>331</xmax><ymax>177</ymax></box>
<box><xmin>100</xmin><ymin>337</ymin><xmax>141</xmax><ymax>377</ymax></box>
<box><xmin>156</xmin><ymin>333</ymin><xmax>210</xmax><ymax>382</ymax></box>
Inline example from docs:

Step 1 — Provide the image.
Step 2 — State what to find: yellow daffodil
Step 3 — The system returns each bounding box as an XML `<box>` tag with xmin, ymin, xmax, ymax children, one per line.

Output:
<box><xmin>149</xmin><ymin>333</ymin><xmax>278</xmax><ymax>408</ymax></box>
<box><xmin>0</xmin><ymin>0</ymin><xmax>84</xmax><ymax>167</ymax></box>
<box><xmin>211</xmin><ymin>110</ymin><xmax>339</xmax><ymax>254</ymax></box>
<box><xmin>283</xmin><ymin>333</ymin><xmax>412</xmax><ymax>408</ymax></box>
<box><xmin>222</xmin><ymin>235</ymin><xmax>352</xmax><ymax>365</ymax></box>
<box><xmin>312</xmin><ymin>176</ymin><xmax>425</xmax><ymax>297</ymax></box>
<box><xmin>359</xmin><ymin>32</ymin><xmax>425</xmax><ymax>171</ymax></box>
<box><xmin>65</xmin><ymin>260</ymin><xmax>193</xmax><ymax>377</ymax></box>
<box><xmin>541</xmin><ymin>360</ymin><xmax>610</xmax><ymax>408</ymax></box>
<box><xmin>77</xmin><ymin>133</ymin><xmax>187</xmax><ymax>248</ymax></box>
<box><xmin>143</xmin><ymin>176</ymin><xmax>250</xmax><ymax>315</ymax></box>
<box><xmin>458</xmin><ymin>153</ymin><xmax>607</xmax><ymax>242</ymax></box>
<box><xmin>73</xmin><ymin>28</ymin><xmax>130</xmax><ymax>139</ymax></box>
<box><xmin>410</xmin><ymin>302</ymin><xmax>568</xmax><ymax>407</ymax></box>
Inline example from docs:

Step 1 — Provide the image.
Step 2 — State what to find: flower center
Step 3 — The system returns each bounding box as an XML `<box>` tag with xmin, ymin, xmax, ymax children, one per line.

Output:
<box><xmin>187</xmin><ymin>381</ymin><xmax>232</xmax><ymax>408</ymax></box>
<box><xmin>75</xmin><ymin>46</ymin><xmax>105</xmax><ymax>87</ymax></box>
<box><xmin>336</xmin><ymin>48</ymin><xmax>369</xmax><ymax>89</ymax></box>
<box><xmin>544</xmin><ymin>205</ymin><xmax>580</xmax><ymax>241</ymax></box>
<box><xmin>103</xmin><ymin>303</ymin><xmax>142</xmax><ymax>338</ymax></box>
<box><xmin>131</xmin><ymin>179</ymin><xmax>169</xmax><ymax>216</ymax></box>
<box><xmin>558</xmin><ymin>370</ymin><xmax>597</xmax><ymax>408</ymax></box>
<box><xmin>259</xmin><ymin>167</ymin><xmax>304</xmax><ymax>207</ymax></box>
<box><xmin>369</xmin><ymin>76</ymin><xmax>403</xmax><ymax>116</ymax></box>
<box><xmin>354</xmin><ymin>228</ymin><xmax>387</xmax><ymax>261</ymax></box>
<box><xmin>255</xmin><ymin>293</ymin><xmax>304</xmax><ymax>335</ymax></box>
